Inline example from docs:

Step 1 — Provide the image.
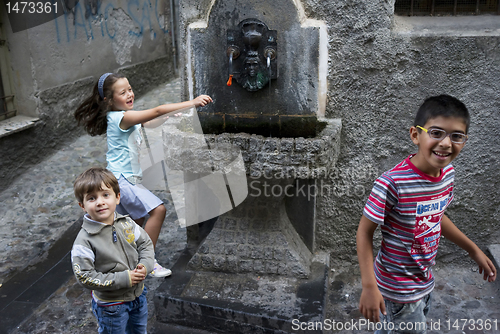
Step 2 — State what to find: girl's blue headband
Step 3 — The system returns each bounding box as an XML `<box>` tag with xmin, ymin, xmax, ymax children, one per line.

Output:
<box><xmin>98</xmin><ymin>73</ymin><xmax>113</xmax><ymax>99</ymax></box>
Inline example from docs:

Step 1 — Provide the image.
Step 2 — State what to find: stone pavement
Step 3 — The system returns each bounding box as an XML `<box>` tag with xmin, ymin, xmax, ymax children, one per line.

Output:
<box><xmin>325</xmin><ymin>260</ymin><xmax>500</xmax><ymax>334</ymax></box>
<box><xmin>0</xmin><ymin>78</ymin><xmax>198</xmax><ymax>333</ymax></box>
<box><xmin>1</xmin><ymin>77</ymin><xmax>500</xmax><ymax>333</ymax></box>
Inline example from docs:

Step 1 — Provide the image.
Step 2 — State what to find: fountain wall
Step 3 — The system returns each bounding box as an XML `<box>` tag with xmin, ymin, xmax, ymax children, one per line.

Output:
<box><xmin>184</xmin><ymin>0</ymin><xmax>327</xmax><ymax>137</ymax></box>
<box><xmin>179</xmin><ymin>0</ymin><xmax>500</xmax><ymax>265</ymax></box>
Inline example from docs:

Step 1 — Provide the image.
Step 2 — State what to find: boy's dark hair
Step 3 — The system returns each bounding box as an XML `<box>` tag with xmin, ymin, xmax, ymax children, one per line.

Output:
<box><xmin>74</xmin><ymin>73</ymin><xmax>126</xmax><ymax>136</ymax></box>
<box><xmin>414</xmin><ymin>94</ymin><xmax>470</xmax><ymax>133</ymax></box>
<box><xmin>74</xmin><ymin>167</ymin><xmax>120</xmax><ymax>203</ymax></box>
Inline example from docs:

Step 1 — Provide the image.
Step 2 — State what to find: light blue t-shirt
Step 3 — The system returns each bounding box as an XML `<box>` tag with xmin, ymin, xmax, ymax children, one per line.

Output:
<box><xmin>106</xmin><ymin>111</ymin><xmax>142</xmax><ymax>183</ymax></box>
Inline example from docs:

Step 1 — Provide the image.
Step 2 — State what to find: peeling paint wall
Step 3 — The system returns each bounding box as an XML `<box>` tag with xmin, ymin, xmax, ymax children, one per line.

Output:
<box><xmin>107</xmin><ymin>8</ymin><xmax>144</xmax><ymax>65</ymax></box>
<box><xmin>11</xmin><ymin>0</ymin><xmax>172</xmax><ymax>93</ymax></box>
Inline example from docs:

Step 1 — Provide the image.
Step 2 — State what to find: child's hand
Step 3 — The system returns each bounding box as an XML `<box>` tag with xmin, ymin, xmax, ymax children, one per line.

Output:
<box><xmin>129</xmin><ymin>265</ymin><xmax>147</xmax><ymax>285</ymax></box>
<box><xmin>163</xmin><ymin>112</ymin><xmax>183</xmax><ymax>119</ymax></box>
<box><xmin>135</xmin><ymin>264</ymin><xmax>147</xmax><ymax>277</ymax></box>
<box><xmin>192</xmin><ymin>95</ymin><xmax>213</xmax><ymax>107</ymax></box>
<box><xmin>470</xmin><ymin>250</ymin><xmax>497</xmax><ymax>282</ymax></box>
<box><xmin>359</xmin><ymin>286</ymin><xmax>386</xmax><ymax>323</ymax></box>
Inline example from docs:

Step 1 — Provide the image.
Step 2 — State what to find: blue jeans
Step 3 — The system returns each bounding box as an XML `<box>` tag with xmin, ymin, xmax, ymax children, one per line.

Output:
<box><xmin>92</xmin><ymin>287</ymin><xmax>148</xmax><ymax>334</ymax></box>
<box><xmin>375</xmin><ymin>293</ymin><xmax>432</xmax><ymax>334</ymax></box>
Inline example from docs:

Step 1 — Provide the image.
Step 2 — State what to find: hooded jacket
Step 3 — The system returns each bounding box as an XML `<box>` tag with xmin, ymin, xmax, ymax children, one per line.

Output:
<box><xmin>71</xmin><ymin>213</ymin><xmax>154</xmax><ymax>303</ymax></box>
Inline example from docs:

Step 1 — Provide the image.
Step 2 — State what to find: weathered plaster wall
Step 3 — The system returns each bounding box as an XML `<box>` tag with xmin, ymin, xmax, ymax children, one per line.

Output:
<box><xmin>179</xmin><ymin>0</ymin><xmax>500</xmax><ymax>265</ymax></box>
<box><xmin>7</xmin><ymin>0</ymin><xmax>174</xmax><ymax>116</ymax></box>
<box><xmin>309</xmin><ymin>1</ymin><xmax>500</xmax><ymax>265</ymax></box>
<box><xmin>1</xmin><ymin>0</ymin><xmax>177</xmax><ymax>191</ymax></box>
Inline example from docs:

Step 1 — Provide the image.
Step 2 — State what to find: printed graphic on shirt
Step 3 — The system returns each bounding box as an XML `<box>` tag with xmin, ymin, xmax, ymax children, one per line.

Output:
<box><xmin>411</xmin><ymin>195</ymin><xmax>451</xmax><ymax>257</ymax></box>
<box><xmin>121</xmin><ymin>221</ymin><xmax>136</xmax><ymax>244</ymax></box>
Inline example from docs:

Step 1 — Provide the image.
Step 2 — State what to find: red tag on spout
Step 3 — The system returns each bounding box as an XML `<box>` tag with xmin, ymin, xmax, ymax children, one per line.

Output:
<box><xmin>226</xmin><ymin>75</ymin><xmax>233</xmax><ymax>86</ymax></box>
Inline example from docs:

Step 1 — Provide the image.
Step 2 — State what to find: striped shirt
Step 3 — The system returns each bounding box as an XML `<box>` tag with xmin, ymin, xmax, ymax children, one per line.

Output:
<box><xmin>363</xmin><ymin>155</ymin><xmax>454</xmax><ymax>303</ymax></box>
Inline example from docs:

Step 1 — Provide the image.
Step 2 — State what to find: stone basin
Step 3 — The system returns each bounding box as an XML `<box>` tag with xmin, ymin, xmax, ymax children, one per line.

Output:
<box><xmin>162</xmin><ymin>115</ymin><xmax>342</xmax><ymax>278</ymax></box>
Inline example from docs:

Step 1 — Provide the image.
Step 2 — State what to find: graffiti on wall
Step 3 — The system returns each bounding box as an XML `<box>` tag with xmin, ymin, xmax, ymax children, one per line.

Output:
<box><xmin>54</xmin><ymin>0</ymin><xmax>168</xmax><ymax>43</ymax></box>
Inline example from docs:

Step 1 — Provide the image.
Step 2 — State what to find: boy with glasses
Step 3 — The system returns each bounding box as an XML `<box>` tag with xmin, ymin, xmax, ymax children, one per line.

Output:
<box><xmin>357</xmin><ymin>95</ymin><xmax>497</xmax><ymax>333</ymax></box>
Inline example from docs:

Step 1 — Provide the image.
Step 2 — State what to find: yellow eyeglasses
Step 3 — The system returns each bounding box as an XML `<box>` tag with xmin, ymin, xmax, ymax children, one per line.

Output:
<box><xmin>416</xmin><ymin>125</ymin><xmax>468</xmax><ymax>144</ymax></box>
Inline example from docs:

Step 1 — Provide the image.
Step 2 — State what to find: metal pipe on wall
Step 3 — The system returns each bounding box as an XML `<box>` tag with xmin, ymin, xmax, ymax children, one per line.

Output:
<box><xmin>169</xmin><ymin>0</ymin><xmax>178</xmax><ymax>73</ymax></box>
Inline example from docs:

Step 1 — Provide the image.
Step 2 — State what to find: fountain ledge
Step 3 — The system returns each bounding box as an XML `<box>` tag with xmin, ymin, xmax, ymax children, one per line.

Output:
<box><xmin>163</xmin><ymin>118</ymin><xmax>342</xmax><ymax>178</ymax></box>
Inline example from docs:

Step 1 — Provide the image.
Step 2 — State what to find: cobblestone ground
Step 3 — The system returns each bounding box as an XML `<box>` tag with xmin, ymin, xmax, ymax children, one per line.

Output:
<box><xmin>0</xmin><ymin>78</ymin><xmax>183</xmax><ymax>287</ymax></box>
<box><xmin>10</xmin><ymin>218</ymin><xmax>186</xmax><ymax>334</ymax></box>
<box><xmin>2</xmin><ymin>78</ymin><xmax>190</xmax><ymax>333</ymax></box>
<box><xmin>325</xmin><ymin>259</ymin><xmax>500</xmax><ymax>334</ymax></box>
<box><xmin>3</xmin><ymin>77</ymin><xmax>500</xmax><ymax>333</ymax></box>
<box><xmin>0</xmin><ymin>134</ymin><xmax>106</xmax><ymax>284</ymax></box>
<box><xmin>11</xmin><ymin>258</ymin><xmax>500</xmax><ymax>333</ymax></box>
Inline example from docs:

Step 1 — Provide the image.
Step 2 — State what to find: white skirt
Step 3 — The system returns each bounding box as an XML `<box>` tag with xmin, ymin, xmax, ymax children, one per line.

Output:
<box><xmin>116</xmin><ymin>175</ymin><xmax>163</xmax><ymax>220</ymax></box>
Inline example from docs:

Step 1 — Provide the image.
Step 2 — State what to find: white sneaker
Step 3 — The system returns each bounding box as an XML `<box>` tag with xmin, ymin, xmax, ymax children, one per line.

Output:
<box><xmin>150</xmin><ymin>260</ymin><xmax>172</xmax><ymax>278</ymax></box>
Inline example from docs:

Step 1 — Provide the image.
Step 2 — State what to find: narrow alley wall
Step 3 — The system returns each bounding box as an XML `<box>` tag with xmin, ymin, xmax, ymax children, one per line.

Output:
<box><xmin>312</xmin><ymin>1</ymin><xmax>500</xmax><ymax>265</ymax></box>
<box><xmin>0</xmin><ymin>0</ymin><xmax>177</xmax><ymax>190</ymax></box>
<box><xmin>178</xmin><ymin>0</ymin><xmax>500</xmax><ymax>265</ymax></box>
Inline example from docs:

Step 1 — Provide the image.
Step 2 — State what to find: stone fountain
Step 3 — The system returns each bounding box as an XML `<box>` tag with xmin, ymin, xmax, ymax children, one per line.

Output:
<box><xmin>154</xmin><ymin>1</ymin><xmax>342</xmax><ymax>333</ymax></box>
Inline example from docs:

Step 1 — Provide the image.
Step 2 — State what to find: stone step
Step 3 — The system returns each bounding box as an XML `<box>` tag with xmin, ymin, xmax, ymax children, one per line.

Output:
<box><xmin>151</xmin><ymin>322</ymin><xmax>217</xmax><ymax>334</ymax></box>
<box><xmin>154</xmin><ymin>250</ymin><xmax>329</xmax><ymax>334</ymax></box>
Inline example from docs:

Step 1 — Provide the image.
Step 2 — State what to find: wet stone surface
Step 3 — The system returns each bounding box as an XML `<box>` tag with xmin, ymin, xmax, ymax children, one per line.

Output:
<box><xmin>325</xmin><ymin>260</ymin><xmax>500</xmax><ymax>334</ymax></box>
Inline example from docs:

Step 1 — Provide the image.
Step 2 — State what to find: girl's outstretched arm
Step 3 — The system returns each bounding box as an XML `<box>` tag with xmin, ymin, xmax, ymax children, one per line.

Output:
<box><xmin>120</xmin><ymin>95</ymin><xmax>212</xmax><ymax>130</ymax></box>
<box><xmin>143</xmin><ymin>112</ymin><xmax>182</xmax><ymax>129</ymax></box>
